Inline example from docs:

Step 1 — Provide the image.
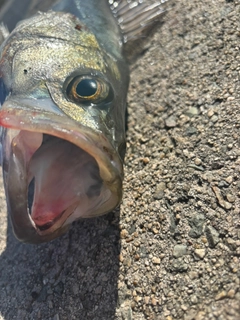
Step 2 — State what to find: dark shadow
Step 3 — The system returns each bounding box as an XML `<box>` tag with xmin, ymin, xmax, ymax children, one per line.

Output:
<box><xmin>0</xmin><ymin>211</ymin><xmax>120</xmax><ymax>319</ymax></box>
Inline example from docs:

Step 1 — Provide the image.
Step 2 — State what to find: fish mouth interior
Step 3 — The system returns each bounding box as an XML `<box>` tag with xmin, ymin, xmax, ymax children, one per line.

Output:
<box><xmin>8</xmin><ymin>130</ymin><xmax>116</xmax><ymax>236</ymax></box>
<box><xmin>29</xmin><ymin>133</ymin><xmax>107</xmax><ymax>233</ymax></box>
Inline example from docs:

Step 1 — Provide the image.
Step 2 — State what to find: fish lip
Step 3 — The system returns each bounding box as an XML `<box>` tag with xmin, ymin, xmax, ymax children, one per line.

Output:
<box><xmin>0</xmin><ymin>98</ymin><xmax>123</xmax><ymax>244</ymax></box>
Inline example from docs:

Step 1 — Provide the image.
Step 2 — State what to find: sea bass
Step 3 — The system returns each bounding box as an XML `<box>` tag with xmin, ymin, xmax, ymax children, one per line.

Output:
<box><xmin>0</xmin><ymin>0</ymin><xmax>168</xmax><ymax>243</ymax></box>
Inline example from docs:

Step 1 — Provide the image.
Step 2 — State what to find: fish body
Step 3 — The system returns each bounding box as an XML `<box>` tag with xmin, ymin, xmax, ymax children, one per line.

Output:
<box><xmin>0</xmin><ymin>0</ymin><xmax>169</xmax><ymax>243</ymax></box>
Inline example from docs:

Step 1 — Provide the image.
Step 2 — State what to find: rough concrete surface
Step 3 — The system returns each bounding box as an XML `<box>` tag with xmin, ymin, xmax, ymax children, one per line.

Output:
<box><xmin>0</xmin><ymin>0</ymin><xmax>240</xmax><ymax>319</ymax></box>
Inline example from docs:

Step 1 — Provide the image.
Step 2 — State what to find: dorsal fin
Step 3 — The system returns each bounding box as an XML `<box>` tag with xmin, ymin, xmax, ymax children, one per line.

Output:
<box><xmin>0</xmin><ymin>24</ymin><xmax>9</xmax><ymax>46</ymax></box>
<box><xmin>109</xmin><ymin>0</ymin><xmax>170</xmax><ymax>63</ymax></box>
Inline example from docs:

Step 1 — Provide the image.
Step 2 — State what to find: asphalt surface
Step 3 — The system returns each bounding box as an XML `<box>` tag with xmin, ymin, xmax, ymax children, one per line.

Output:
<box><xmin>0</xmin><ymin>1</ymin><xmax>240</xmax><ymax>319</ymax></box>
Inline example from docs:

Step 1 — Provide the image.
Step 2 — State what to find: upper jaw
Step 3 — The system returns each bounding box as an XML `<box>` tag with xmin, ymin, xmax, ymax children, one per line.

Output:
<box><xmin>0</xmin><ymin>98</ymin><xmax>123</xmax><ymax>244</ymax></box>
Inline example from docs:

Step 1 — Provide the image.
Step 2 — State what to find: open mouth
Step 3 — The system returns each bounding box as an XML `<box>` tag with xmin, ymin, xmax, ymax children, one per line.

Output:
<box><xmin>26</xmin><ymin>133</ymin><xmax>104</xmax><ymax>233</ymax></box>
<box><xmin>0</xmin><ymin>101</ymin><xmax>122</xmax><ymax>243</ymax></box>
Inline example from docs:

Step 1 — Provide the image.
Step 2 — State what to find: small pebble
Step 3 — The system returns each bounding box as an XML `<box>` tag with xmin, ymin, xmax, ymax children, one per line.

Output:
<box><xmin>226</xmin><ymin>193</ymin><xmax>235</xmax><ymax>203</ymax></box>
<box><xmin>225</xmin><ymin>238</ymin><xmax>237</xmax><ymax>251</ymax></box>
<box><xmin>194</xmin><ymin>157</ymin><xmax>202</xmax><ymax>165</ymax></box>
<box><xmin>185</xmin><ymin>126</ymin><xmax>198</xmax><ymax>136</ymax></box>
<box><xmin>173</xmin><ymin>244</ymin><xmax>187</xmax><ymax>258</ymax></box>
<box><xmin>95</xmin><ymin>286</ymin><xmax>102</xmax><ymax>295</ymax></box>
<box><xmin>153</xmin><ymin>182</ymin><xmax>166</xmax><ymax>199</ymax></box>
<box><xmin>152</xmin><ymin>257</ymin><xmax>161</xmax><ymax>264</ymax></box>
<box><xmin>170</xmin><ymin>258</ymin><xmax>189</xmax><ymax>272</ymax></box>
<box><xmin>186</xmin><ymin>106</ymin><xmax>199</xmax><ymax>117</ymax></box>
<box><xmin>212</xmin><ymin>186</ymin><xmax>232</xmax><ymax>210</ymax></box>
<box><xmin>227</xmin><ymin>289</ymin><xmax>235</xmax><ymax>298</ymax></box>
<box><xmin>72</xmin><ymin>284</ymin><xmax>79</xmax><ymax>295</ymax></box>
<box><xmin>215</xmin><ymin>290</ymin><xmax>227</xmax><ymax>301</ymax></box>
<box><xmin>205</xmin><ymin>226</ymin><xmax>220</xmax><ymax>248</ymax></box>
<box><xmin>120</xmin><ymin>229</ymin><xmax>128</xmax><ymax>239</ymax></box>
<box><xmin>165</xmin><ymin>116</ymin><xmax>176</xmax><ymax>128</ymax></box>
<box><xmin>207</xmin><ymin>109</ymin><xmax>214</xmax><ymax>117</ymax></box>
<box><xmin>144</xmin><ymin>296</ymin><xmax>150</xmax><ymax>304</ymax></box>
<box><xmin>194</xmin><ymin>248</ymin><xmax>206</xmax><ymax>259</ymax></box>
<box><xmin>190</xmin><ymin>295</ymin><xmax>198</xmax><ymax>304</ymax></box>
<box><xmin>121</xmin><ymin>306</ymin><xmax>132</xmax><ymax>320</ymax></box>
<box><xmin>188</xmin><ymin>214</ymin><xmax>205</xmax><ymax>238</ymax></box>
<box><xmin>134</xmin><ymin>296</ymin><xmax>142</xmax><ymax>303</ymax></box>
<box><xmin>189</xmin><ymin>271</ymin><xmax>198</xmax><ymax>280</ymax></box>
<box><xmin>211</xmin><ymin>115</ymin><xmax>218</xmax><ymax>123</ymax></box>
<box><xmin>151</xmin><ymin>297</ymin><xmax>157</xmax><ymax>306</ymax></box>
<box><xmin>225</xmin><ymin>176</ymin><xmax>233</xmax><ymax>184</ymax></box>
<box><xmin>142</xmin><ymin>157</ymin><xmax>149</xmax><ymax>164</ymax></box>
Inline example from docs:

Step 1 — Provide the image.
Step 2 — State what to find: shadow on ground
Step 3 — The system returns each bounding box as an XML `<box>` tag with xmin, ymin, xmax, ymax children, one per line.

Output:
<box><xmin>0</xmin><ymin>211</ymin><xmax>120</xmax><ymax>320</ymax></box>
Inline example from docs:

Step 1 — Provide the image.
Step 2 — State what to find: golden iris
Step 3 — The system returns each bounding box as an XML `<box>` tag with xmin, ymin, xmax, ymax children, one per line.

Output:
<box><xmin>66</xmin><ymin>76</ymin><xmax>110</xmax><ymax>104</ymax></box>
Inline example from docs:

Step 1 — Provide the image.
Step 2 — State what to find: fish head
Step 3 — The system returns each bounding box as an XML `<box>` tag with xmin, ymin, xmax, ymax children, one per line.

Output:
<box><xmin>0</xmin><ymin>11</ymin><xmax>129</xmax><ymax>243</ymax></box>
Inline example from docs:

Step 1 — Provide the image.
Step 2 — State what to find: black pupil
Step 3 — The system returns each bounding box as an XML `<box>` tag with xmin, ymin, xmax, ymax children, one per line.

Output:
<box><xmin>76</xmin><ymin>78</ymin><xmax>97</xmax><ymax>97</ymax></box>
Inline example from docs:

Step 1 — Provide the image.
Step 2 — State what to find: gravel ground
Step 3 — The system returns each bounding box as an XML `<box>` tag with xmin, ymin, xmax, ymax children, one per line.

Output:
<box><xmin>0</xmin><ymin>0</ymin><xmax>240</xmax><ymax>319</ymax></box>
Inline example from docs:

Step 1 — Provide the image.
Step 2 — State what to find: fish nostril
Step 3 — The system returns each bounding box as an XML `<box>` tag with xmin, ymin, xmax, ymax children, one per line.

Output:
<box><xmin>28</xmin><ymin>178</ymin><xmax>35</xmax><ymax>215</ymax></box>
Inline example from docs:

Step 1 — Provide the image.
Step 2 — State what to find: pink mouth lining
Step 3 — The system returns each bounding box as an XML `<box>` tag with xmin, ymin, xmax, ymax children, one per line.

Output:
<box><xmin>28</xmin><ymin>135</ymin><xmax>103</xmax><ymax>229</ymax></box>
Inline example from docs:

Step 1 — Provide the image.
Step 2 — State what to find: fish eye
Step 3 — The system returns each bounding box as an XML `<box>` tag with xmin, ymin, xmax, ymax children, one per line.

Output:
<box><xmin>66</xmin><ymin>76</ymin><xmax>111</xmax><ymax>105</ymax></box>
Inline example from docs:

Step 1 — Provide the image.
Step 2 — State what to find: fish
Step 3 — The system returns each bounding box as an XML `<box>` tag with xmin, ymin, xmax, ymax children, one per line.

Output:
<box><xmin>0</xmin><ymin>0</ymin><xmax>169</xmax><ymax>243</ymax></box>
